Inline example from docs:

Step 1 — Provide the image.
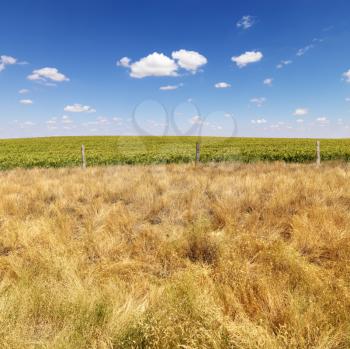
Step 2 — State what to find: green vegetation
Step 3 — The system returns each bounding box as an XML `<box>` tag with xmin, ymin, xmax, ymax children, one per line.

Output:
<box><xmin>1</xmin><ymin>136</ymin><xmax>350</xmax><ymax>169</ymax></box>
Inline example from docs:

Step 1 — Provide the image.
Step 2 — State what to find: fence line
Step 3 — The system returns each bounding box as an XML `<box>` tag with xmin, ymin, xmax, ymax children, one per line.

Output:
<box><xmin>79</xmin><ymin>140</ymin><xmax>323</xmax><ymax>168</ymax></box>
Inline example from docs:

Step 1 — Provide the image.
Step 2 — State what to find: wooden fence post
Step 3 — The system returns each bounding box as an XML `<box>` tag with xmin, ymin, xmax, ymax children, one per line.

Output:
<box><xmin>81</xmin><ymin>144</ymin><xmax>86</xmax><ymax>169</ymax></box>
<box><xmin>195</xmin><ymin>142</ymin><xmax>200</xmax><ymax>165</ymax></box>
<box><xmin>316</xmin><ymin>140</ymin><xmax>320</xmax><ymax>166</ymax></box>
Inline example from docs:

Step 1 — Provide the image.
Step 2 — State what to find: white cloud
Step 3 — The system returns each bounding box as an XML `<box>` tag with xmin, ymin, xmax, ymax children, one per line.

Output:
<box><xmin>0</xmin><ymin>55</ymin><xmax>17</xmax><ymax>72</ymax></box>
<box><xmin>343</xmin><ymin>69</ymin><xmax>350</xmax><ymax>83</ymax></box>
<box><xmin>296</xmin><ymin>44</ymin><xmax>314</xmax><ymax>57</ymax></box>
<box><xmin>118</xmin><ymin>50</ymin><xmax>207</xmax><ymax>78</ymax></box>
<box><xmin>112</xmin><ymin>117</ymin><xmax>123</xmax><ymax>125</ymax></box>
<box><xmin>62</xmin><ymin>115</ymin><xmax>73</xmax><ymax>124</ymax></box>
<box><xmin>1</xmin><ymin>55</ymin><xmax>17</xmax><ymax>65</ymax></box>
<box><xmin>46</xmin><ymin>118</ymin><xmax>57</xmax><ymax>125</ymax></box>
<box><xmin>293</xmin><ymin>108</ymin><xmax>308</xmax><ymax>116</ymax></box>
<box><xmin>116</xmin><ymin>57</ymin><xmax>131</xmax><ymax>67</ymax></box>
<box><xmin>128</xmin><ymin>52</ymin><xmax>178</xmax><ymax>78</ymax></box>
<box><xmin>346</xmin><ymin>97</ymin><xmax>350</xmax><ymax>102</ymax></box>
<box><xmin>96</xmin><ymin>116</ymin><xmax>109</xmax><ymax>125</ymax></box>
<box><xmin>82</xmin><ymin>116</ymin><xmax>116</xmax><ymax>128</ymax></box>
<box><xmin>160</xmin><ymin>83</ymin><xmax>183</xmax><ymax>90</ymax></box>
<box><xmin>171</xmin><ymin>49</ymin><xmax>207</xmax><ymax>73</ymax></box>
<box><xmin>316</xmin><ymin>117</ymin><xmax>329</xmax><ymax>124</ymax></box>
<box><xmin>251</xmin><ymin>118</ymin><xmax>267</xmax><ymax>124</ymax></box>
<box><xmin>270</xmin><ymin>122</ymin><xmax>287</xmax><ymax>129</ymax></box>
<box><xmin>276</xmin><ymin>60</ymin><xmax>292</xmax><ymax>69</ymax></box>
<box><xmin>232</xmin><ymin>51</ymin><xmax>263</xmax><ymax>68</ymax></box>
<box><xmin>250</xmin><ymin>97</ymin><xmax>266</xmax><ymax>107</ymax></box>
<box><xmin>19</xmin><ymin>99</ymin><xmax>33</xmax><ymax>105</ymax></box>
<box><xmin>64</xmin><ymin>104</ymin><xmax>96</xmax><ymax>113</ymax></box>
<box><xmin>189</xmin><ymin>115</ymin><xmax>204</xmax><ymax>125</ymax></box>
<box><xmin>19</xmin><ymin>121</ymin><xmax>35</xmax><ymax>128</ymax></box>
<box><xmin>22</xmin><ymin>121</ymin><xmax>35</xmax><ymax>126</ymax></box>
<box><xmin>28</xmin><ymin>67</ymin><xmax>69</xmax><ymax>82</ymax></box>
<box><xmin>236</xmin><ymin>15</ymin><xmax>255</xmax><ymax>29</ymax></box>
<box><xmin>18</xmin><ymin>89</ymin><xmax>29</xmax><ymax>94</ymax></box>
<box><xmin>160</xmin><ymin>85</ymin><xmax>178</xmax><ymax>91</ymax></box>
<box><xmin>296</xmin><ymin>119</ymin><xmax>304</xmax><ymax>123</ymax></box>
<box><xmin>263</xmin><ymin>78</ymin><xmax>273</xmax><ymax>86</ymax></box>
<box><xmin>214</xmin><ymin>82</ymin><xmax>231</xmax><ymax>89</ymax></box>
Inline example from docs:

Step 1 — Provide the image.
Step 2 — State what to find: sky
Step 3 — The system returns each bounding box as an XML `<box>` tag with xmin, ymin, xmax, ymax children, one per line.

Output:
<box><xmin>0</xmin><ymin>0</ymin><xmax>350</xmax><ymax>139</ymax></box>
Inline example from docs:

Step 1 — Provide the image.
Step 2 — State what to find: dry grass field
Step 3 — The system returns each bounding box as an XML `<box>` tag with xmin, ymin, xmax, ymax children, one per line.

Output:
<box><xmin>1</xmin><ymin>162</ymin><xmax>350</xmax><ymax>348</ymax></box>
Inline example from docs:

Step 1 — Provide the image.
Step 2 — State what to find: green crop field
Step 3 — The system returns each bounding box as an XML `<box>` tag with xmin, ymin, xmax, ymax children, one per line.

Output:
<box><xmin>1</xmin><ymin>136</ymin><xmax>350</xmax><ymax>169</ymax></box>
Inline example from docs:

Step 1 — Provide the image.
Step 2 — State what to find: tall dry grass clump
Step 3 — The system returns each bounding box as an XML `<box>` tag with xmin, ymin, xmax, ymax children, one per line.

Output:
<box><xmin>1</xmin><ymin>162</ymin><xmax>350</xmax><ymax>348</ymax></box>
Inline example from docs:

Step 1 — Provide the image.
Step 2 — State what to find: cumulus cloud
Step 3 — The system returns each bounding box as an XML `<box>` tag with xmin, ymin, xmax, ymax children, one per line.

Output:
<box><xmin>171</xmin><ymin>49</ymin><xmax>208</xmax><ymax>73</ymax></box>
<box><xmin>159</xmin><ymin>83</ymin><xmax>183</xmax><ymax>91</ymax></box>
<box><xmin>346</xmin><ymin>97</ymin><xmax>350</xmax><ymax>102</ymax></box>
<box><xmin>316</xmin><ymin>117</ymin><xmax>329</xmax><ymax>125</ymax></box>
<box><xmin>189</xmin><ymin>115</ymin><xmax>204</xmax><ymax>125</ymax></box>
<box><xmin>296</xmin><ymin>119</ymin><xmax>304</xmax><ymax>123</ymax></box>
<box><xmin>46</xmin><ymin>118</ymin><xmax>57</xmax><ymax>125</ymax></box>
<box><xmin>293</xmin><ymin>108</ymin><xmax>308</xmax><ymax>116</ymax></box>
<box><xmin>251</xmin><ymin>118</ymin><xmax>267</xmax><ymax>124</ymax></box>
<box><xmin>19</xmin><ymin>99</ymin><xmax>33</xmax><ymax>105</ymax></box>
<box><xmin>343</xmin><ymin>69</ymin><xmax>350</xmax><ymax>83</ymax></box>
<box><xmin>127</xmin><ymin>52</ymin><xmax>178</xmax><ymax>78</ymax></box>
<box><xmin>18</xmin><ymin>89</ymin><xmax>29</xmax><ymax>94</ymax></box>
<box><xmin>276</xmin><ymin>60</ymin><xmax>292</xmax><ymax>69</ymax></box>
<box><xmin>250</xmin><ymin>97</ymin><xmax>266</xmax><ymax>107</ymax></box>
<box><xmin>20</xmin><ymin>121</ymin><xmax>35</xmax><ymax>128</ymax></box>
<box><xmin>263</xmin><ymin>78</ymin><xmax>273</xmax><ymax>86</ymax></box>
<box><xmin>62</xmin><ymin>115</ymin><xmax>73</xmax><ymax>124</ymax></box>
<box><xmin>269</xmin><ymin>121</ymin><xmax>287</xmax><ymax>130</ymax></box>
<box><xmin>82</xmin><ymin>117</ymin><xmax>110</xmax><ymax>127</ymax></box>
<box><xmin>95</xmin><ymin>116</ymin><xmax>109</xmax><ymax>125</ymax></box>
<box><xmin>118</xmin><ymin>50</ymin><xmax>207</xmax><ymax>78</ymax></box>
<box><xmin>64</xmin><ymin>104</ymin><xmax>96</xmax><ymax>113</ymax></box>
<box><xmin>160</xmin><ymin>85</ymin><xmax>178</xmax><ymax>91</ymax></box>
<box><xmin>116</xmin><ymin>57</ymin><xmax>131</xmax><ymax>67</ymax></box>
<box><xmin>0</xmin><ymin>55</ymin><xmax>17</xmax><ymax>72</ymax></box>
<box><xmin>28</xmin><ymin>67</ymin><xmax>69</xmax><ymax>82</ymax></box>
<box><xmin>236</xmin><ymin>15</ymin><xmax>255</xmax><ymax>29</ymax></box>
<box><xmin>296</xmin><ymin>44</ymin><xmax>314</xmax><ymax>57</ymax></box>
<box><xmin>112</xmin><ymin>117</ymin><xmax>123</xmax><ymax>123</ymax></box>
<box><xmin>214</xmin><ymin>82</ymin><xmax>231</xmax><ymax>89</ymax></box>
<box><xmin>232</xmin><ymin>51</ymin><xmax>263</xmax><ymax>68</ymax></box>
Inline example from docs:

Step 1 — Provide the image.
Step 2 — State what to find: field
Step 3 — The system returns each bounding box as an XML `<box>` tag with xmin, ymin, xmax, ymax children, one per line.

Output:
<box><xmin>1</xmin><ymin>162</ymin><xmax>350</xmax><ymax>348</ymax></box>
<box><xmin>2</xmin><ymin>136</ymin><xmax>350</xmax><ymax>169</ymax></box>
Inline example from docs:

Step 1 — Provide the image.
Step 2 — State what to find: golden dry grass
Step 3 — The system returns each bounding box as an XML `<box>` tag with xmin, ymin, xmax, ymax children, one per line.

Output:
<box><xmin>1</xmin><ymin>162</ymin><xmax>350</xmax><ymax>348</ymax></box>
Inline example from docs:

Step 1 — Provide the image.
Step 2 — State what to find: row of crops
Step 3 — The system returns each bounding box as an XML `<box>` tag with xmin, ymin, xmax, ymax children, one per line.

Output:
<box><xmin>1</xmin><ymin>136</ymin><xmax>350</xmax><ymax>170</ymax></box>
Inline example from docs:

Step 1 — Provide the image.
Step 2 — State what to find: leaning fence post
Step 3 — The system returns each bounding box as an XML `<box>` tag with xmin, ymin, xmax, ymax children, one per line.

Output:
<box><xmin>316</xmin><ymin>140</ymin><xmax>320</xmax><ymax>166</ymax></box>
<box><xmin>81</xmin><ymin>144</ymin><xmax>86</xmax><ymax>169</ymax></box>
<box><xmin>195</xmin><ymin>142</ymin><xmax>200</xmax><ymax>165</ymax></box>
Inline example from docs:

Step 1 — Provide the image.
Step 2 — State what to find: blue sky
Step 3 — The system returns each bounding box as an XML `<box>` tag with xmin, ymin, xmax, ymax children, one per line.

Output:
<box><xmin>0</xmin><ymin>0</ymin><xmax>350</xmax><ymax>138</ymax></box>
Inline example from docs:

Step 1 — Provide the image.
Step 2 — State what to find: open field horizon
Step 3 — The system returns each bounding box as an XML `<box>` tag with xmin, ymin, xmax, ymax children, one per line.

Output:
<box><xmin>2</xmin><ymin>136</ymin><xmax>350</xmax><ymax>169</ymax></box>
<box><xmin>1</xmin><ymin>1</ymin><xmax>350</xmax><ymax>347</ymax></box>
<box><xmin>1</xmin><ymin>162</ymin><xmax>350</xmax><ymax>348</ymax></box>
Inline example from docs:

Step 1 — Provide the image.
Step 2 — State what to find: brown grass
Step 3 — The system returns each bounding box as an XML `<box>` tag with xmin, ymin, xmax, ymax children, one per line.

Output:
<box><xmin>1</xmin><ymin>162</ymin><xmax>350</xmax><ymax>348</ymax></box>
